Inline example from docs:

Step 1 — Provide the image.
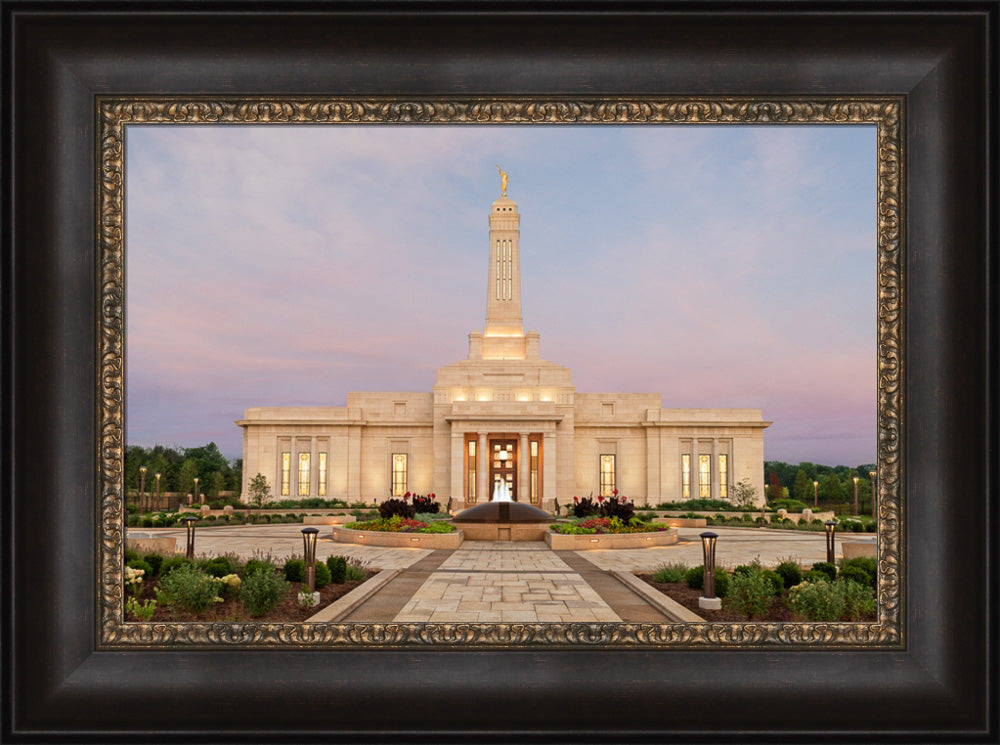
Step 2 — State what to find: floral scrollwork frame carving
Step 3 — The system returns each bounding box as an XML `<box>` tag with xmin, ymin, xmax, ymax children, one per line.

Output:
<box><xmin>97</xmin><ymin>96</ymin><xmax>902</xmax><ymax>648</ymax></box>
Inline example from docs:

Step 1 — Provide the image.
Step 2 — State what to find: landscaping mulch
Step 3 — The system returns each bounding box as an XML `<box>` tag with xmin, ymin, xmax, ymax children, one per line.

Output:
<box><xmin>132</xmin><ymin>570</ymin><xmax>378</xmax><ymax>623</ymax></box>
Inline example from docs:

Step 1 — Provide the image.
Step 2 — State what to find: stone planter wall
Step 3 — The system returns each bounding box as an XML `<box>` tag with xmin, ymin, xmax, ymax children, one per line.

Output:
<box><xmin>450</xmin><ymin>521</ymin><xmax>552</xmax><ymax>541</ymax></box>
<box><xmin>544</xmin><ymin>528</ymin><xmax>678</xmax><ymax>550</ymax></box>
<box><xmin>331</xmin><ymin>525</ymin><xmax>464</xmax><ymax>549</ymax></box>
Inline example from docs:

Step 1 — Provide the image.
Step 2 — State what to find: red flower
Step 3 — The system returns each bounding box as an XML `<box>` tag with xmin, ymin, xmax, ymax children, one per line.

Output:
<box><xmin>573</xmin><ymin>496</ymin><xmax>578</xmax><ymax>501</ymax></box>
<box><xmin>597</xmin><ymin>495</ymin><xmax>604</xmax><ymax>502</ymax></box>
<box><xmin>613</xmin><ymin>489</ymin><xmax>619</xmax><ymax>496</ymax></box>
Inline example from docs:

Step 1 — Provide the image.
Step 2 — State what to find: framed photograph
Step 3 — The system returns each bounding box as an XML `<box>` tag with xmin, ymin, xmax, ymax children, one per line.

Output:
<box><xmin>5</xmin><ymin>3</ymin><xmax>994</xmax><ymax>742</ymax></box>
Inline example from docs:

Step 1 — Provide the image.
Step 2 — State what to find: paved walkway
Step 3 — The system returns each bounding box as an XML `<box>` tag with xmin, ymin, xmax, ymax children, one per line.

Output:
<box><xmin>127</xmin><ymin>524</ymin><xmax>875</xmax><ymax>623</ymax></box>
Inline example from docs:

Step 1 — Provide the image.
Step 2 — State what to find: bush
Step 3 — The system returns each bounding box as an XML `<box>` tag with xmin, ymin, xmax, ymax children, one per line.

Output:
<box><xmin>410</xmin><ymin>494</ymin><xmax>440</xmax><ymax>513</ymax></box>
<box><xmin>204</xmin><ymin>555</ymin><xmax>239</xmax><ymax>578</ymax></box>
<box><xmin>785</xmin><ymin>580</ymin><xmax>845</xmax><ymax>621</ymax></box>
<box><xmin>159</xmin><ymin>556</ymin><xmax>194</xmax><ymax>577</ymax></box>
<box><xmin>572</xmin><ymin>496</ymin><xmax>599</xmax><ymax>518</ymax></box>
<box><xmin>598</xmin><ymin>493</ymin><xmax>635</xmax><ymax>523</ymax></box>
<box><xmin>683</xmin><ymin>565</ymin><xmax>729</xmax><ymax>597</ymax></box>
<box><xmin>283</xmin><ymin>558</ymin><xmax>305</xmax><ymax>583</ymax></box>
<box><xmin>239</xmin><ymin>567</ymin><xmax>288</xmax><ymax>617</ymax></box>
<box><xmin>126</xmin><ymin>558</ymin><xmax>154</xmax><ymax>577</ymax></box>
<box><xmin>344</xmin><ymin>557</ymin><xmax>367</xmax><ymax>582</ymax></box>
<box><xmin>726</xmin><ymin>570</ymin><xmax>775</xmax><ymax>619</ymax></box>
<box><xmin>326</xmin><ymin>555</ymin><xmax>348</xmax><ymax>583</ymax></box>
<box><xmin>760</xmin><ymin>569</ymin><xmax>785</xmax><ymax>596</ymax></box>
<box><xmin>142</xmin><ymin>553</ymin><xmax>164</xmax><ymax>576</ymax></box>
<box><xmin>811</xmin><ymin>562</ymin><xmax>838</xmax><ymax>582</ymax></box>
<box><xmin>652</xmin><ymin>562</ymin><xmax>688</xmax><ymax>583</ymax></box>
<box><xmin>838</xmin><ymin>565</ymin><xmax>873</xmax><ymax>588</ymax></box>
<box><xmin>157</xmin><ymin>564</ymin><xmax>219</xmax><ymax>614</ymax></box>
<box><xmin>124</xmin><ymin>548</ymin><xmax>140</xmax><ymax>564</ymax></box>
<box><xmin>768</xmin><ymin>498</ymin><xmax>809</xmax><ymax>512</ymax></box>
<box><xmin>242</xmin><ymin>557</ymin><xmax>276</xmax><ymax>578</ymax></box>
<box><xmin>803</xmin><ymin>569</ymin><xmax>832</xmax><ymax>584</ymax></box>
<box><xmin>840</xmin><ymin>578</ymin><xmax>876</xmax><ymax>620</ymax></box>
<box><xmin>378</xmin><ymin>497</ymin><xmax>416</xmax><ymax>520</ymax></box>
<box><xmin>774</xmin><ymin>561</ymin><xmax>803</xmax><ymax>589</ymax></box>
<box><xmin>313</xmin><ymin>561</ymin><xmax>331</xmax><ymax>588</ymax></box>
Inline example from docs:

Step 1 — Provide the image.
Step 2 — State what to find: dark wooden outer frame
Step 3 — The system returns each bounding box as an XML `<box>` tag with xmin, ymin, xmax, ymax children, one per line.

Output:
<box><xmin>4</xmin><ymin>3</ymin><xmax>995</xmax><ymax>742</ymax></box>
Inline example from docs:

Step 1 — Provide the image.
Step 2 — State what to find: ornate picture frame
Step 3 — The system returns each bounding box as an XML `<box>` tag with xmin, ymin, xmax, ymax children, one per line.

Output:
<box><xmin>99</xmin><ymin>96</ymin><xmax>903</xmax><ymax>649</ymax></box>
<box><xmin>6</xmin><ymin>4</ymin><xmax>993</xmax><ymax>741</ymax></box>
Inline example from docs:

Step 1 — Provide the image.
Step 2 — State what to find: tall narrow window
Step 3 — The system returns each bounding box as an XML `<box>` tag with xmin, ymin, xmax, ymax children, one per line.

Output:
<box><xmin>530</xmin><ymin>439</ymin><xmax>540</xmax><ymax>503</ymax></box>
<box><xmin>298</xmin><ymin>452</ymin><xmax>310</xmax><ymax>496</ymax></box>
<box><xmin>466</xmin><ymin>439</ymin><xmax>477</xmax><ymax>501</ymax></box>
<box><xmin>281</xmin><ymin>452</ymin><xmax>290</xmax><ymax>496</ymax></box>
<box><xmin>681</xmin><ymin>454</ymin><xmax>691</xmax><ymax>499</ymax></box>
<box><xmin>391</xmin><ymin>453</ymin><xmax>407</xmax><ymax>496</ymax></box>
<box><xmin>699</xmin><ymin>454</ymin><xmax>711</xmax><ymax>499</ymax></box>
<box><xmin>600</xmin><ymin>454</ymin><xmax>616</xmax><ymax>497</ymax></box>
<box><xmin>318</xmin><ymin>452</ymin><xmax>327</xmax><ymax>497</ymax></box>
<box><xmin>718</xmin><ymin>454</ymin><xmax>728</xmax><ymax>500</ymax></box>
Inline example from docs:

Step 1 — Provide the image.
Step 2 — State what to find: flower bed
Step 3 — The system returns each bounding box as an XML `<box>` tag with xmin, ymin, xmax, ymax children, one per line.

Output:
<box><xmin>347</xmin><ymin>516</ymin><xmax>456</xmax><ymax>533</ymax></box>
<box><xmin>332</xmin><ymin>522</ymin><xmax>464</xmax><ymax>549</ymax></box>
<box><xmin>549</xmin><ymin>516</ymin><xmax>670</xmax><ymax>535</ymax></box>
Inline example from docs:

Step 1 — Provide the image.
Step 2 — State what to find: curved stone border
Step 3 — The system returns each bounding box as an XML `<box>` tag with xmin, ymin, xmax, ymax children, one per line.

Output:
<box><xmin>305</xmin><ymin>569</ymin><xmax>401</xmax><ymax>622</ymax></box>
<box><xmin>611</xmin><ymin>571</ymin><xmax>704</xmax><ymax>622</ymax></box>
<box><xmin>544</xmin><ymin>528</ymin><xmax>678</xmax><ymax>550</ymax></box>
<box><xmin>332</xmin><ymin>525</ymin><xmax>464</xmax><ymax>549</ymax></box>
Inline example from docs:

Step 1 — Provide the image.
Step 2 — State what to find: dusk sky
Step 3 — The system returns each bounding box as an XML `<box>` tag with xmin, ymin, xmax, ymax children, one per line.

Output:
<box><xmin>125</xmin><ymin>124</ymin><xmax>877</xmax><ymax>467</ymax></box>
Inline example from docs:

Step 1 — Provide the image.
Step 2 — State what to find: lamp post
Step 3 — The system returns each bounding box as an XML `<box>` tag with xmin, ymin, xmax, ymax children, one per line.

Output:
<box><xmin>182</xmin><ymin>516</ymin><xmax>198</xmax><ymax>558</ymax></box>
<box><xmin>852</xmin><ymin>476</ymin><xmax>859</xmax><ymax>516</ymax></box>
<box><xmin>193</xmin><ymin>477</ymin><xmax>200</xmax><ymax>505</ymax></box>
<box><xmin>302</xmin><ymin>527</ymin><xmax>319</xmax><ymax>592</ymax></box>
<box><xmin>698</xmin><ymin>531</ymin><xmax>721</xmax><ymax>610</ymax></box>
<box><xmin>138</xmin><ymin>466</ymin><xmax>147</xmax><ymax>513</ymax></box>
<box><xmin>812</xmin><ymin>480</ymin><xmax>818</xmax><ymax>508</ymax></box>
<box><xmin>154</xmin><ymin>472</ymin><xmax>161</xmax><ymax>511</ymax></box>
<box><xmin>869</xmin><ymin>470</ymin><xmax>877</xmax><ymax>520</ymax></box>
<box><xmin>824</xmin><ymin>521</ymin><xmax>837</xmax><ymax>564</ymax></box>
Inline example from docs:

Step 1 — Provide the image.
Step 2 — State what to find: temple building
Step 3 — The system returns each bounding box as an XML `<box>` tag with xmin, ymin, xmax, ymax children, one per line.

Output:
<box><xmin>237</xmin><ymin>177</ymin><xmax>769</xmax><ymax>511</ymax></box>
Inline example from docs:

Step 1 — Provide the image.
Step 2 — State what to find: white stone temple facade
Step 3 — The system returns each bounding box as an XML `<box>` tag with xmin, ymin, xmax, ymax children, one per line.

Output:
<box><xmin>237</xmin><ymin>188</ymin><xmax>770</xmax><ymax>511</ymax></box>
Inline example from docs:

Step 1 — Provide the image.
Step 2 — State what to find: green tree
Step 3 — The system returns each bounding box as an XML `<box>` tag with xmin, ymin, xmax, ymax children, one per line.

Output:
<box><xmin>176</xmin><ymin>459</ymin><xmax>199</xmax><ymax>502</ymax></box>
<box><xmin>819</xmin><ymin>472</ymin><xmax>843</xmax><ymax>503</ymax></box>
<box><xmin>792</xmin><ymin>469</ymin><xmax>814</xmax><ymax>502</ymax></box>
<box><xmin>209</xmin><ymin>471</ymin><xmax>227</xmax><ymax>501</ymax></box>
<box><xmin>247</xmin><ymin>473</ymin><xmax>271</xmax><ymax>511</ymax></box>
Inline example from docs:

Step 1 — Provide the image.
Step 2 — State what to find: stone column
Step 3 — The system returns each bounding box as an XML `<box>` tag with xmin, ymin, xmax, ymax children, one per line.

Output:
<box><xmin>450</xmin><ymin>431</ymin><xmax>465</xmax><ymax>508</ymax></box>
<box><xmin>347</xmin><ymin>425</ymin><xmax>362</xmax><ymax>502</ymax></box>
<box><xmin>543</xmin><ymin>432</ymin><xmax>557</xmax><ymax>509</ymax></box>
<box><xmin>477</xmin><ymin>432</ymin><xmax>488</xmax><ymax>503</ymax></box>
<box><xmin>519</xmin><ymin>432</ymin><xmax>530</xmax><ymax>502</ymax></box>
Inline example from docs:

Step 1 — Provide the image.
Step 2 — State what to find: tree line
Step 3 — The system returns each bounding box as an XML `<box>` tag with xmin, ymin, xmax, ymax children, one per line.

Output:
<box><xmin>765</xmin><ymin>460</ymin><xmax>877</xmax><ymax>511</ymax></box>
<box><xmin>124</xmin><ymin>442</ymin><xmax>242</xmax><ymax>501</ymax></box>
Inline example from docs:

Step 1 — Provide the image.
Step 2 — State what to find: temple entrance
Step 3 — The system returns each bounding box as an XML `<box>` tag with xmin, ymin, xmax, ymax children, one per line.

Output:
<box><xmin>489</xmin><ymin>439</ymin><xmax>517</xmax><ymax>501</ymax></box>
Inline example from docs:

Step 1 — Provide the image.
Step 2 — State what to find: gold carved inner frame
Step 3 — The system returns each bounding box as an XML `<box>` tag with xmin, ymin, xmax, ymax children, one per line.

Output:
<box><xmin>98</xmin><ymin>97</ymin><xmax>903</xmax><ymax>648</ymax></box>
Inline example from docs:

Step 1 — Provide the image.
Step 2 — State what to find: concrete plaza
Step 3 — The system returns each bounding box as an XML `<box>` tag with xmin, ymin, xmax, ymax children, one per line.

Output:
<box><xmin>128</xmin><ymin>524</ymin><xmax>875</xmax><ymax>623</ymax></box>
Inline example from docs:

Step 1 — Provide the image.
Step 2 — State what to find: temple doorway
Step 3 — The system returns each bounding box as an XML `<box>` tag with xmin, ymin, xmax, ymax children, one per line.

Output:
<box><xmin>489</xmin><ymin>439</ymin><xmax>517</xmax><ymax>501</ymax></box>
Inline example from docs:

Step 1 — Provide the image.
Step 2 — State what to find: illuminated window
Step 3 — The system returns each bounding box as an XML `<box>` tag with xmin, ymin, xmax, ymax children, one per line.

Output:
<box><xmin>318</xmin><ymin>452</ymin><xmax>327</xmax><ymax>497</ymax></box>
<box><xmin>719</xmin><ymin>454</ymin><xmax>728</xmax><ymax>500</ymax></box>
<box><xmin>600</xmin><ymin>454</ymin><xmax>616</xmax><ymax>497</ymax></box>
<box><xmin>281</xmin><ymin>452</ymin><xmax>290</xmax><ymax>496</ymax></box>
<box><xmin>496</xmin><ymin>239</ymin><xmax>512</xmax><ymax>300</ymax></box>
<box><xmin>699</xmin><ymin>455</ymin><xmax>711</xmax><ymax>499</ymax></box>
<box><xmin>681</xmin><ymin>454</ymin><xmax>690</xmax><ymax>499</ymax></box>
<box><xmin>391</xmin><ymin>453</ymin><xmax>407</xmax><ymax>496</ymax></box>
<box><xmin>298</xmin><ymin>452</ymin><xmax>310</xmax><ymax>496</ymax></box>
<box><xmin>466</xmin><ymin>439</ymin><xmax>477</xmax><ymax>501</ymax></box>
<box><xmin>530</xmin><ymin>438</ymin><xmax>541</xmax><ymax>503</ymax></box>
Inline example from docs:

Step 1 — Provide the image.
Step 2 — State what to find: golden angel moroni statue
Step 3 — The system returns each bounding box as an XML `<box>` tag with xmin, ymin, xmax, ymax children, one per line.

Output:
<box><xmin>495</xmin><ymin>164</ymin><xmax>509</xmax><ymax>197</ymax></box>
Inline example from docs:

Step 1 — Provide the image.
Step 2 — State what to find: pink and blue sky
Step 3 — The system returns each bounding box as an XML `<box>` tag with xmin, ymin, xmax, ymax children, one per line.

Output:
<box><xmin>125</xmin><ymin>124</ymin><xmax>876</xmax><ymax>467</ymax></box>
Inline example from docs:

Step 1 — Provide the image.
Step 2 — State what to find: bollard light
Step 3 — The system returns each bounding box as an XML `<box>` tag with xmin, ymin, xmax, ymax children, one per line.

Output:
<box><xmin>302</xmin><ymin>527</ymin><xmax>319</xmax><ymax>592</ymax></box>
<box><xmin>869</xmin><ymin>470</ymin><xmax>877</xmax><ymax>520</ymax></box>
<box><xmin>183</xmin><ymin>516</ymin><xmax>198</xmax><ymax>558</ymax></box>
<box><xmin>852</xmin><ymin>476</ymin><xmax>859</xmax><ymax>516</ymax></box>
<box><xmin>154</xmin><ymin>472</ymin><xmax>161</xmax><ymax>511</ymax></box>
<box><xmin>813</xmin><ymin>480</ymin><xmax>819</xmax><ymax>508</ymax></box>
<box><xmin>824</xmin><ymin>520</ymin><xmax>837</xmax><ymax>564</ymax></box>
<box><xmin>138</xmin><ymin>465</ymin><xmax>147</xmax><ymax>513</ymax></box>
<box><xmin>193</xmin><ymin>477</ymin><xmax>200</xmax><ymax>505</ymax></box>
<box><xmin>698</xmin><ymin>531</ymin><xmax>721</xmax><ymax>610</ymax></box>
